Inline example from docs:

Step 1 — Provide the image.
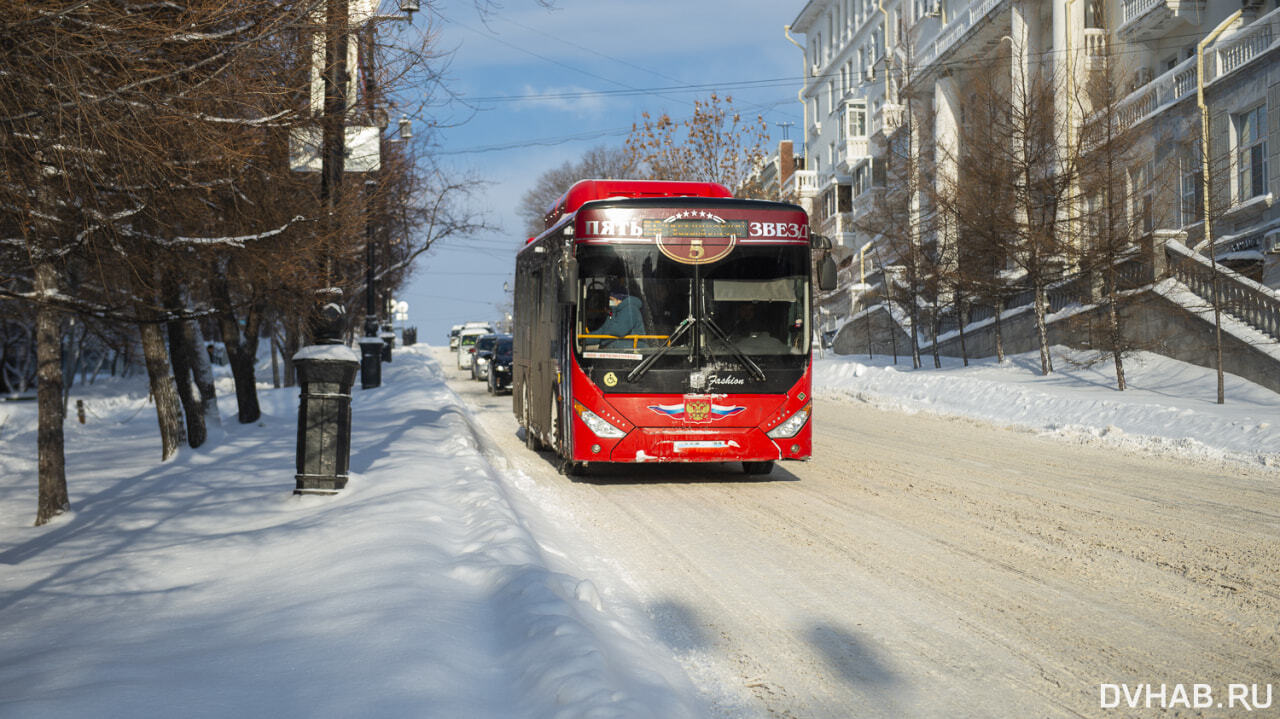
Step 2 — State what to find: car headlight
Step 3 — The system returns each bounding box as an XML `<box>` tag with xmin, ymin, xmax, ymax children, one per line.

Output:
<box><xmin>574</xmin><ymin>401</ymin><xmax>625</xmax><ymax>438</ymax></box>
<box><xmin>766</xmin><ymin>403</ymin><xmax>811</xmax><ymax>439</ymax></box>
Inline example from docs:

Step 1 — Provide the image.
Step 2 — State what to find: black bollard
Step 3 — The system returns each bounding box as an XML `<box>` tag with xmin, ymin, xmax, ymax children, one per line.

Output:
<box><xmin>358</xmin><ymin>336</ymin><xmax>383</xmax><ymax>389</ymax></box>
<box><xmin>293</xmin><ymin>347</ymin><xmax>359</xmax><ymax>494</ymax></box>
<box><xmin>379</xmin><ymin>324</ymin><xmax>395</xmax><ymax>362</ymax></box>
<box><xmin>294</xmin><ymin>302</ymin><xmax>358</xmax><ymax>495</ymax></box>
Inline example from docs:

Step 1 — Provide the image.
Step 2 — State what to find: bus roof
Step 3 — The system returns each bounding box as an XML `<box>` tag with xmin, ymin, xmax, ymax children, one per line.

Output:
<box><xmin>543</xmin><ymin>179</ymin><xmax>732</xmax><ymax>230</ymax></box>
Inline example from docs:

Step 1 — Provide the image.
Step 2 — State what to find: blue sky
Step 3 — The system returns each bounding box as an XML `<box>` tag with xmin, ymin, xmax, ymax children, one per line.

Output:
<box><xmin>398</xmin><ymin>0</ymin><xmax>808</xmax><ymax>342</ymax></box>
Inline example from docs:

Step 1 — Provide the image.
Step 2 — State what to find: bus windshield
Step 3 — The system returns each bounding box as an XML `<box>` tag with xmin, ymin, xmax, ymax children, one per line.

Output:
<box><xmin>574</xmin><ymin>243</ymin><xmax>810</xmax><ymax>394</ymax></box>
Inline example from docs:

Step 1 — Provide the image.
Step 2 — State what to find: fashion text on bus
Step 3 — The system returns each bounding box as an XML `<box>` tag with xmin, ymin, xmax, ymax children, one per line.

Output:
<box><xmin>513</xmin><ymin>179</ymin><xmax>835</xmax><ymax>477</ymax></box>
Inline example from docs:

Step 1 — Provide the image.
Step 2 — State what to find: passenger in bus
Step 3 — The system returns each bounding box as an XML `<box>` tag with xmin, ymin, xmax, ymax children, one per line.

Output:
<box><xmin>592</xmin><ymin>289</ymin><xmax>645</xmax><ymax>348</ymax></box>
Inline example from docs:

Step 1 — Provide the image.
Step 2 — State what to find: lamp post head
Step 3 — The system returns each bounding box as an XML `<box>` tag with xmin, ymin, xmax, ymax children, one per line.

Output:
<box><xmin>399</xmin><ymin>0</ymin><xmax>419</xmax><ymax>15</ymax></box>
<box><xmin>397</xmin><ymin>116</ymin><xmax>412</xmax><ymax>141</ymax></box>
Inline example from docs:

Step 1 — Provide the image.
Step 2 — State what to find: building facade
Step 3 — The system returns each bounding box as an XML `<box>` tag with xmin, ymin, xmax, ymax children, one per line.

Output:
<box><xmin>789</xmin><ymin>0</ymin><xmax>1280</xmax><ymax>325</ymax></box>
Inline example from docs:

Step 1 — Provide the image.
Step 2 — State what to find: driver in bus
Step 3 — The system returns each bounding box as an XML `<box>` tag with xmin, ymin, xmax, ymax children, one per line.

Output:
<box><xmin>591</xmin><ymin>288</ymin><xmax>645</xmax><ymax>348</ymax></box>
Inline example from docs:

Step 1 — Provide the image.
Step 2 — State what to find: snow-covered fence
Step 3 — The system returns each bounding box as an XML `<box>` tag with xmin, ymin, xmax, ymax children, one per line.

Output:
<box><xmin>1166</xmin><ymin>240</ymin><xmax>1280</xmax><ymax>342</ymax></box>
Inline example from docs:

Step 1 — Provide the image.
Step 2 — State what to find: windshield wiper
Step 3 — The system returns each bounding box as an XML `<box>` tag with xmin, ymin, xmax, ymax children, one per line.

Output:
<box><xmin>700</xmin><ymin>317</ymin><xmax>766</xmax><ymax>382</ymax></box>
<box><xmin>626</xmin><ymin>315</ymin><xmax>695</xmax><ymax>383</ymax></box>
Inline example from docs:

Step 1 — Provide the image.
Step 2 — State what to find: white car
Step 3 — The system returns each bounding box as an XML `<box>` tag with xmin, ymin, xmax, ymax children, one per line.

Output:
<box><xmin>456</xmin><ymin>327</ymin><xmax>492</xmax><ymax>370</ymax></box>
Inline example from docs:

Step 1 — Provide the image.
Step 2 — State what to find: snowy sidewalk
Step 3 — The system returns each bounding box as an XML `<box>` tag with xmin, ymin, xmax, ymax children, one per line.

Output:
<box><xmin>0</xmin><ymin>346</ymin><xmax>698</xmax><ymax>719</ymax></box>
<box><xmin>813</xmin><ymin>347</ymin><xmax>1280</xmax><ymax>470</ymax></box>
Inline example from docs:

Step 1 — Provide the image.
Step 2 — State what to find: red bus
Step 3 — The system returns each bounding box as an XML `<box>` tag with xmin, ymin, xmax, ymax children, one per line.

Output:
<box><xmin>513</xmin><ymin>179</ymin><xmax>834</xmax><ymax>476</ymax></box>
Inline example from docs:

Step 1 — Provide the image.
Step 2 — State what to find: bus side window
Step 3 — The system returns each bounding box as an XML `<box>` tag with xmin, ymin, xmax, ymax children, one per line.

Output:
<box><xmin>584</xmin><ymin>280</ymin><xmax>608</xmax><ymax>332</ymax></box>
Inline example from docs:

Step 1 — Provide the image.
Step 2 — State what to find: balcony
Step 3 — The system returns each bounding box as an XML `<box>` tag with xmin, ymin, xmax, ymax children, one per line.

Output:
<box><xmin>842</xmin><ymin>136</ymin><xmax>870</xmax><ymax>169</ymax></box>
<box><xmin>788</xmin><ymin>170</ymin><xmax>818</xmax><ymax>200</ymax></box>
<box><xmin>914</xmin><ymin>0</ymin><xmax>1006</xmax><ymax>76</ymax></box>
<box><xmin>818</xmin><ymin>211</ymin><xmax>860</xmax><ymax>248</ymax></box>
<box><xmin>1118</xmin><ymin>0</ymin><xmax>1206</xmax><ymax>43</ymax></box>
<box><xmin>1083</xmin><ymin>28</ymin><xmax>1108</xmax><ymax>72</ymax></box>
<box><xmin>1116</xmin><ymin>8</ymin><xmax>1279</xmax><ymax>128</ymax></box>
<box><xmin>872</xmin><ymin>103</ymin><xmax>905</xmax><ymax>142</ymax></box>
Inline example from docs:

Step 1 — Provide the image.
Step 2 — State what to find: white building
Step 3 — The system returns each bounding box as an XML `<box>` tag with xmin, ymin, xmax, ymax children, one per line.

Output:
<box><xmin>789</xmin><ymin>0</ymin><xmax>1280</xmax><ymax>302</ymax></box>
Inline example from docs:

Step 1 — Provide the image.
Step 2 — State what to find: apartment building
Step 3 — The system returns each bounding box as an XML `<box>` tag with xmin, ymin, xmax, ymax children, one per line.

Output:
<box><xmin>789</xmin><ymin>0</ymin><xmax>1280</xmax><ymax>301</ymax></box>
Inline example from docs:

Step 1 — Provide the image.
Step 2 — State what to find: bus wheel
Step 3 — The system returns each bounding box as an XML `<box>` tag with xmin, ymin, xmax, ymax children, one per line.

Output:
<box><xmin>523</xmin><ymin>387</ymin><xmax>542</xmax><ymax>451</ymax></box>
<box><xmin>742</xmin><ymin>461</ymin><xmax>774</xmax><ymax>475</ymax></box>
<box><xmin>560</xmin><ymin>459</ymin><xmax>586</xmax><ymax>477</ymax></box>
<box><xmin>549</xmin><ymin>390</ymin><xmax>561</xmax><ymax>454</ymax></box>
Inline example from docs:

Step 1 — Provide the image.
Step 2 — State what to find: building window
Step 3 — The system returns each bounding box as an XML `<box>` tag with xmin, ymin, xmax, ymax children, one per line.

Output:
<box><xmin>1180</xmin><ymin>142</ymin><xmax>1203</xmax><ymax>227</ymax></box>
<box><xmin>847</xmin><ymin>102</ymin><xmax>866</xmax><ymax>137</ymax></box>
<box><xmin>1235</xmin><ymin>105</ymin><xmax>1268</xmax><ymax>202</ymax></box>
<box><xmin>1131</xmin><ymin>160</ymin><xmax>1154</xmax><ymax>234</ymax></box>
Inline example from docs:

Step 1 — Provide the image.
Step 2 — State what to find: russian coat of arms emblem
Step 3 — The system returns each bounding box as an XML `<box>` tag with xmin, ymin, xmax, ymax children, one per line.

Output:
<box><xmin>684</xmin><ymin>398</ymin><xmax>711</xmax><ymax>423</ymax></box>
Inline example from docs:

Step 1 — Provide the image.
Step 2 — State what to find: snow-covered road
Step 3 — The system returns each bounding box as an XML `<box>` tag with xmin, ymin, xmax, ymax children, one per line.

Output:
<box><xmin>448</xmin><ymin>350</ymin><xmax>1280</xmax><ymax>718</ymax></box>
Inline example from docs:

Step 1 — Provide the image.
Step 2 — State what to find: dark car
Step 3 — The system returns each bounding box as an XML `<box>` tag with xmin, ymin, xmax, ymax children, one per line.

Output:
<box><xmin>487</xmin><ymin>336</ymin><xmax>513</xmax><ymax>394</ymax></box>
<box><xmin>470</xmin><ymin>333</ymin><xmax>497</xmax><ymax>380</ymax></box>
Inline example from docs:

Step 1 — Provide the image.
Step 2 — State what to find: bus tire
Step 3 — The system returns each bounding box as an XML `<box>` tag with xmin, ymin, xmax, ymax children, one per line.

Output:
<box><xmin>742</xmin><ymin>461</ymin><xmax>774</xmax><ymax>475</ymax></box>
<box><xmin>523</xmin><ymin>386</ymin><xmax>542</xmax><ymax>451</ymax></box>
<box><xmin>549</xmin><ymin>389</ymin><xmax>561</xmax><ymax>454</ymax></box>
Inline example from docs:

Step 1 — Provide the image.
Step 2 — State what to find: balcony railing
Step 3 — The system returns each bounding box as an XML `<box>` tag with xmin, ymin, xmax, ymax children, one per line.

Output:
<box><xmin>914</xmin><ymin>0</ymin><xmax>1004</xmax><ymax>73</ymax></box>
<box><xmin>845</xmin><ymin>136</ymin><xmax>870</xmax><ymax>164</ymax></box>
<box><xmin>1083</xmin><ymin>28</ymin><xmax>1108</xmax><ymax>70</ymax></box>
<box><xmin>1116</xmin><ymin>7</ymin><xmax>1279</xmax><ymax>128</ymax></box>
<box><xmin>1119</xmin><ymin>0</ymin><xmax>1207</xmax><ymax>41</ymax></box>
<box><xmin>872</xmin><ymin>103</ymin><xmax>905</xmax><ymax>139</ymax></box>
<box><xmin>788</xmin><ymin>170</ymin><xmax>818</xmax><ymax>198</ymax></box>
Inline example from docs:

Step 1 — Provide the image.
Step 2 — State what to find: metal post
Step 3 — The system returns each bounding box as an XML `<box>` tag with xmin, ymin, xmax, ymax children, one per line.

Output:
<box><xmin>1198</xmin><ymin>11</ymin><xmax>1240</xmax><ymax>405</ymax></box>
<box><xmin>361</xmin><ymin>180</ymin><xmax>381</xmax><ymax>388</ymax></box>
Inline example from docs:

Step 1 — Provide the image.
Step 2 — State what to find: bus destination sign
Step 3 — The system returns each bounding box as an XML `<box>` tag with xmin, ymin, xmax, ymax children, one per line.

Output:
<box><xmin>645</xmin><ymin>212</ymin><xmax>748</xmax><ymax>265</ymax></box>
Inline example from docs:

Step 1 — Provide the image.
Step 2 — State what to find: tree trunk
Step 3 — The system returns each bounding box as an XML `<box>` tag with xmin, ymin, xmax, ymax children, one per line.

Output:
<box><xmin>931</xmin><ymin>295</ymin><xmax>942</xmax><ymax>369</ymax></box>
<box><xmin>137</xmin><ymin>316</ymin><xmax>185</xmax><ymax>460</ymax></box>
<box><xmin>1106</xmin><ymin>269</ymin><xmax>1126</xmax><ymax>391</ymax></box>
<box><xmin>270</xmin><ymin>328</ymin><xmax>281</xmax><ymax>389</ymax></box>
<box><xmin>957</xmin><ymin>298</ymin><xmax>969</xmax><ymax>367</ymax></box>
<box><xmin>907</xmin><ymin>299</ymin><xmax>921</xmax><ymax>370</ymax></box>
<box><xmin>993</xmin><ymin>296</ymin><xmax>1006</xmax><ymax>363</ymax></box>
<box><xmin>34</xmin><ymin>261</ymin><xmax>69</xmax><ymax>526</ymax></box>
<box><xmin>211</xmin><ymin>272</ymin><xmax>261</xmax><ymax>424</ymax></box>
<box><xmin>190</xmin><ymin>320</ymin><xmax>222</xmax><ymax>434</ymax></box>
<box><xmin>1033</xmin><ymin>282</ymin><xmax>1053</xmax><ymax>375</ymax></box>
<box><xmin>164</xmin><ymin>281</ymin><xmax>207</xmax><ymax>448</ymax></box>
<box><xmin>283</xmin><ymin>319</ymin><xmax>300</xmax><ymax>387</ymax></box>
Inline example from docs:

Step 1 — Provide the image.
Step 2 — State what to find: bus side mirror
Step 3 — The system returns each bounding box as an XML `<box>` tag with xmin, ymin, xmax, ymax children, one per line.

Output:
<box><xmin>818</xmin><ymin>253</ymin><xmax>837</xmax><ymax>291</ymax></box>
<box><xmin>559</xmin><ymin>257</ymin><xmax>577</xmax><ymax>304</ymax></box>
<box><xmin>811</xmin><ymin>234</ymin><xmax>832</xmax><ymax>250</ymax></box>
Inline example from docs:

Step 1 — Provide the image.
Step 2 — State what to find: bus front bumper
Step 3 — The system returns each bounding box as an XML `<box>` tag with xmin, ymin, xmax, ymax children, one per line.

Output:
<box><xmin>575</xmin><ymin>426</ymin><xmax>810</xmax><ymax>463</ymax></box>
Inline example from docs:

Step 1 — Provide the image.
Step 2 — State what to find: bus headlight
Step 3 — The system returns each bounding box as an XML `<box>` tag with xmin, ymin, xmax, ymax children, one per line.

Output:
<box><xmin>574</xmin><ymin>401</ymin><xmax>625</xmax><ymax>438</ymax></box>
<box><xmin>766</xmin><ymin>403</ymin><xmax>810</xmax><ymax>439</ymax></box>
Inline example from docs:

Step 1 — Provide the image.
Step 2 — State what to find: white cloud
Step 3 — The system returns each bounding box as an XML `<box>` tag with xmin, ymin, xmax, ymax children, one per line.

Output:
<box><xmin>513</xmin><ymin>84</ymin><xmax>610</xmax><ymax>114</ymax></box>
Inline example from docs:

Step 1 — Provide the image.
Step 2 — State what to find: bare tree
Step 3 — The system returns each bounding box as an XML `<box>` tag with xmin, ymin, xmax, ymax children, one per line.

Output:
<box><xmin>518</xmin><ymin>146</ymin><xmax>634</xmax><ymax>237</ymax></box>
<box><xmin>624</xmin><ymin>94</ymin><xmax>769</xmax><ymax>195</ymax></box>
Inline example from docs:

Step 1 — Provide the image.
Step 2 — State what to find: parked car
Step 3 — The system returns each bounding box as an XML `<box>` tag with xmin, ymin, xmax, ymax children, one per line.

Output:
<box><xmin>451</xmin><ymin>321</ymin><xmax>493</xmax><ymax>353</ymax></box>
<box><xmin>456</xmin><ymin>327</ymin><xmax>491</xmax><ymax>370</ymax></box>
<box><xmin>470</xmin><ymin>333</ymin><xmax>504</xmax><ymax>381</ymax></box>
<box><xmin>487</xmin><ymin>335</ymin><xmax>513</xmax><ymax>394</ymax></box>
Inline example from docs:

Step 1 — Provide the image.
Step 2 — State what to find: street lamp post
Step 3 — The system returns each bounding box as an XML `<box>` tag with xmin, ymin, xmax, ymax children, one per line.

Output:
<box><xmin>295</xmin><ymin>0</ymin><xmax>416</xmax><ymax>492</ymax></box>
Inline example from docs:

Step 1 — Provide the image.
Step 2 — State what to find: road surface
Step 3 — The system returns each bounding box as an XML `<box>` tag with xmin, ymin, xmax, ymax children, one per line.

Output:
<box><xmin>442</xmin><ymin>350</ymin><xmax>1280</xmax><ymax>718</ymax></box>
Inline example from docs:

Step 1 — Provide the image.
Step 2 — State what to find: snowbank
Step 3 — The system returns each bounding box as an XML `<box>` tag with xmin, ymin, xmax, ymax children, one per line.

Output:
<box><xmin>814</xmin><ymin>346</ymin><xmax>1279</xmax><ymax>469</ymax></box>
<box><xmin>0</xmin><ymin>346</ymin><xmax>698</xmax><ymax>719</ymax></box>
